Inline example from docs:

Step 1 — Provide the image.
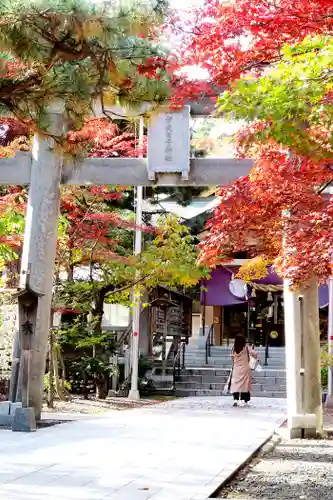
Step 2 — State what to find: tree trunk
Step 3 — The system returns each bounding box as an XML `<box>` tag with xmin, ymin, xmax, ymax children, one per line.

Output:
<box><xmin>5</xmin><ymin>258</ymin><xmax>20</xmax><ymax>288</ymax></box>
<box><xmin>91</xmin><ymin>290</ymin><xmax>106</xmax><ymax>336</ymax></box>
<box><xmin>92</xmin><ymin>289</ymin><xmax>106</xmax><ymax>398</ymax></box>
<box><xmin>67</xmin><ymin>263</ymin><xmax>74</xmax><ymax>282</ymax></box>
<box><xmin>96</xmin><ymin>378</ymin><xmax>107</xmax><ymax>399</ymax></box>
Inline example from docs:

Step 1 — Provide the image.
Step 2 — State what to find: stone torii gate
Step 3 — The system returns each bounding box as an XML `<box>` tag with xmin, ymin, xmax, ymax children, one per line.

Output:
<box><xmin>0</xmin><ymin>102</ymin><xmax>321</xmax><ymax>437</ymax></box>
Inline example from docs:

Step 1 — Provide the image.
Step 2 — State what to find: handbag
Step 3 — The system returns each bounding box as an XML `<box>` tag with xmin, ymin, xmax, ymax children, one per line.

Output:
<box><xmin>223</xmin><ymin>371</ymin><xmax>232</xmax><ymax>394</ymax></box>
<box><xmin>223</xmin><ymin>363</ymin><xmax>234</xmax><ymax>394</ymax></box>
<box><xmin>247</xmin><ymin>346</ymin><xmax>258</xmax><ymax>371</ymax></box>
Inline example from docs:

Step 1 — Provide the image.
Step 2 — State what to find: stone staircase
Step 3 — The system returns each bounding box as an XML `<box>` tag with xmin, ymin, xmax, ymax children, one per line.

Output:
<box><xmin>172</xmin><ymin>344</ymin><xmax>287</xmax><ymax>398</ymax></box>
<box><xmin>185</xmin><ymin>343</ymin><xmax>286</xmax><ymax>369</ymax></box>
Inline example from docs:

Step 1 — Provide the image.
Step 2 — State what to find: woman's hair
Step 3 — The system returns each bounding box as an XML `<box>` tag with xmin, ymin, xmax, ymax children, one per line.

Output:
<box><xmin>234</xmin><ymin>334</ymin><xmax>246</xmax><ymax>354</ymax></box>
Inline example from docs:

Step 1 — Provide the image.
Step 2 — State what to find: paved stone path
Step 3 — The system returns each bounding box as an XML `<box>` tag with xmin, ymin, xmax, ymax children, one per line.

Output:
<box><xmin>0</xmin><ymin>397</ymin><xmax>286</xmax><ymax>500</ymax></box>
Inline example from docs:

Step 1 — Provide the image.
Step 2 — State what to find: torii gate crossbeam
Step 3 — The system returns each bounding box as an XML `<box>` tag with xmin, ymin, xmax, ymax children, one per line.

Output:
<box><xmin>0</xmin><ymin>154</ymin><xmax>252</xmax><ymax>186</ymax></box>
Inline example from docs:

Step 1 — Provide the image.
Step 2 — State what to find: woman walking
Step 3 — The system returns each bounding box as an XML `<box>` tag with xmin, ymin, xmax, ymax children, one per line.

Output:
<box><xmin>229</xmin><ymin>334</ymin><xmax>258</xmax><ymax>406</ymax></box>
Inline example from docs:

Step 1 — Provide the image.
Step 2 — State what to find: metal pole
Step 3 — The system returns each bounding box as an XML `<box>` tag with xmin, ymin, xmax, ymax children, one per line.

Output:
<box><xmin>162</xmin><ymin>307</ymin><xmax>167</xmax><ymax>377</ymax></box>
<box><xmin>201</xmin><ymin>282</ymin><xmax>206</xmax><ymax>336</ymax></box>
<box><xmin>328</xmin><ymin>276</ymin><xmax>333</xmax><ymax>398</ymax></box>
<box><xmin>264</xmin><ymin>330</ymin><xmax>269</xmax><ymax>367</ymax></box>
<box><xmin>299</xmin><ymin>295</ymin><xmax>305</xmax><ymax>415</ymax></box>
<box><xmin>128</xmin><ymin>118</ymin><xmax>144</xmax><ymax>401</ymax></box>
<box><xmin>247</xmin><ymin>301</ymin><xmax>250</xmax><ymax>342</ymax></box>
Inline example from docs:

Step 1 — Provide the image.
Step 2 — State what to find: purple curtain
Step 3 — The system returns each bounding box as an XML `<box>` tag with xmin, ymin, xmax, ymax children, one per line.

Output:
<box><xmin>201</xmin><ymin>267</ymin><xmax>246</xmax><ymax>306</ymax></box>
<box><xmin>201</xmin><ymin>266</ymin><xmax>329</xmax><ymax>308</ymax></box>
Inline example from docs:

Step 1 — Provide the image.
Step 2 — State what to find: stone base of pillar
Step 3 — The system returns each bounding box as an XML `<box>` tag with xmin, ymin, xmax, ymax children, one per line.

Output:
<box><xmin>12</xmin><ymin>407</ymin><xmax>36</xmax><ymax>432</ymax></box>
<box><xmin>288</xmin><ymin>413</ymin><xmax>317</xmax><ymax>439</ymax></box>
<box><xmin>325</xmin><ymin>395</ymin><xmax>333</xmax><ymax>409</ymax></box>
<box><xmin>289</xmin><ymin>428</ymin><xmax>317</xmax><ymax>439</ymax></box>
<box><xmin>128</xmin><ymin>389</ymin><xmax>140</xmax><ymax>401</ymax></box>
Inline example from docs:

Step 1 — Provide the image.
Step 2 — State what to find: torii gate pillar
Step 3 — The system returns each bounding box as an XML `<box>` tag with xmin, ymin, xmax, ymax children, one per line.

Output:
<box><xmin>19</xmin><ymin>104</ymin><xmax>63</xmax><ymax>419</ymax></box>
<box><xmin>284</xmin><ymin>277</ymin><xmax>323</xmax><ymax>438</ymax></box>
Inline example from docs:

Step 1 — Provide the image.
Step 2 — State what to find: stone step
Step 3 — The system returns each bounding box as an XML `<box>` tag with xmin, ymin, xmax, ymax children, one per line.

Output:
<box><xmin>184</xmin><ymin>359</ymin><xmax>287</xmax><ymax>363</ymax></box>
<box><xmin>185</xmin><ymin>360</ymin><xmax>285</xmax><ymax>365</ymax></box>
<box><xmin>185</xmin><ymin>353</ymin><xmax>285</xmax><ymax>358</ymax></box>
<box><xmin>156</xmin><ymin>367</ymin><xmax>287</xmax><ymax>377</ymax></box>
<box><xmin>173</xmin><ymin>388</ymin><xmax>287</xmax><ymax>398</ymax></box>
<box><xmin>177</xmin><ymin>375</ymin><xmax>286</xmax><ymax>385</ymax></box>
<box><xmin>185</xmin><ymin>352</ymin><xmax>286</xmax><ymax>357</ymax></box>
<box><xmin>185</xmin><ymin>349</ymin><xmax>286</xmax><ymax>354</ymax></box>
<box><xmin>176</xmin><ymin>374</ymin><xmax>287</xmax><ymax>383</ymax></box>
<box><xmin>182</xmin><ymin>367</ymin><xmax>286</xmax><ymax>374</ymax></box>
<box><xmin>175</xmin><ymin>381</ymin><xmax>287</xmax><ymax>391</ymax></box>
<box><xmin>169</xmin><ymin>345</ymin><xmax>287</xmax><ymax>400</ymax></box>
<box><xmin>185</xmin><ymin>362</ymin><xmax>285</xmax><ymax>369</ymax></box>
<box><xmin>184</xmin><ymin>357</ymin><xmax>285</xmax><ymax>363</ymax></box>
<box><xmin>185</xmin><ymin>349</ymin><xmax>285</xmax><ymax>355</ymax></box>
<box><xmin>185</xmin><ymin>360</ymin><xmax>286</xmax><ymax>364</ymax></box>
<box><xmin>182</xmin><ymin>373</ymin><xmax>285</xmax><ymax>381</ymax></box>
<box><xmin>186</xmin><ymin>348</ymin><xmax>285</xmax><ymax>353</ymax></box>
<box><xmin>186</xmin><ymin>347</ymin><xmax>285</xmax><ymax>351</ymax></box>
<box><xmin>188</xmin><ymin>345</ymin><xmax>285</xmax><ymax>349</ymax></box>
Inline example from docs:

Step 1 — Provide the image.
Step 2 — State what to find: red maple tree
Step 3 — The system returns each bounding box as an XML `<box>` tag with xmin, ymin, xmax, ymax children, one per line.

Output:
<box><xmin>67</xmin><ymin>118</ymin><xmax>147</xmax><ymax>158</ymax></box>
<box><xmin>0</xmin><ymin>117</ymin><xmax>151</xmax><ymax>286</ymax></box>
<box><xmin>172</xmin><ymin>0</ymin><xmax>333</xmax><ymax>285</ymax></box>
<box><xmin>198</xmin><ymin>132</ymin><xmax>333</xmax><ymax>285</ymax></box>
<box><xmin>170</xmin><ymin>0</ymin><xmax>333</xmax><ymax>88</ymax></box>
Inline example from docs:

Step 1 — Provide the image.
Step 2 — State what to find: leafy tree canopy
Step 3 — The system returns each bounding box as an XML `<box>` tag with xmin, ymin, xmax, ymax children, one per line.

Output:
<box><xmin>219</xmin><ymin>35</ymin><xmax>333</xmax><ymax>163</ymax></box>
<box><xmin>182</xmin><ymin>0</ymin><xmax>333</xmax><ymax>286</ymax></box>
<box><xmin>0</xmin><ymin>0</ymin><xmax>171</xmax><ymax>137</ymax></box>
<box><xmin>170</xmin><ymin>0</ymin><xmax>333</xmax><ymax>93</ymax></box>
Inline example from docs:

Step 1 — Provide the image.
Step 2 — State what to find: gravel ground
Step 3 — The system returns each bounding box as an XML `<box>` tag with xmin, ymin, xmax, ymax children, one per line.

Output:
<box><xmin>0</xmin><ymin>395</ymin><xmax>165</xmax><ymax>428</ymax></box>
<box><xmin>41</xmin><ymin>395</ymin><xmax>175</xmax><ymax>415</ymax></box>
<box><xmin>217</xmin><ymin>432</ymin><xmax>333</xmax><ymax>500</ymax></box>
<box><xmin>324</xmin><ymin>407</ymin><xmax>333</xmax><ymax>427</ymax></box>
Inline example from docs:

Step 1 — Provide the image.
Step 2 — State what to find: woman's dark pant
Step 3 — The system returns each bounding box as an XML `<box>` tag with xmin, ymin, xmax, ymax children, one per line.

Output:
<box><xmin>233</xmin><ymin>392</ymin><xmax>250</xmax><ymax>402</ymax></box>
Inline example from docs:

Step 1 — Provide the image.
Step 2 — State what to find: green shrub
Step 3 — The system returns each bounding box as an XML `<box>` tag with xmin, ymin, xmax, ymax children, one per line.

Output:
<box><xmin>321</xmin><ymin>345</ymin><xmax>333</xmax><ymax>369</ymax></box>
<box><xmin>43</xmin><ymin>373</ymin><xmax>72</xmax><ymax>393</ymax></box>
<box><xmin>119</xmin><ymin>355</ymin><xmax>154</xmax><ymax>394</ymax></box>
<box><xmin>321</xmin><ymin>367</ymin><xmax>328</xmax><ymax>389</ymax></box>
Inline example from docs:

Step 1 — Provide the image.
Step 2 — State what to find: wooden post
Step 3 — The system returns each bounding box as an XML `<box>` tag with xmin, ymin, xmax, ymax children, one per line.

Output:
<box><xmin>17</xmin><ymin>290</ymin><xmax>38</xmax><ymax>406</ymax></box>
<box><xmin>18</xmin><ymin>103</ymin><xmax>63</xmax><ymax>419</ymax></box>
<box><xmin>12</xmin><ymin>287</ymin><xmax>40</xmax><ymax>432</ymax></box>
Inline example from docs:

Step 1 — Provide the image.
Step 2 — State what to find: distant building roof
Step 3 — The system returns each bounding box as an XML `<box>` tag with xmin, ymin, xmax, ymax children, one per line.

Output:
<box><xmin>142</xmin><ymin>196</ymin><xmax>219</xmax><ymax>223</ymax></box>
